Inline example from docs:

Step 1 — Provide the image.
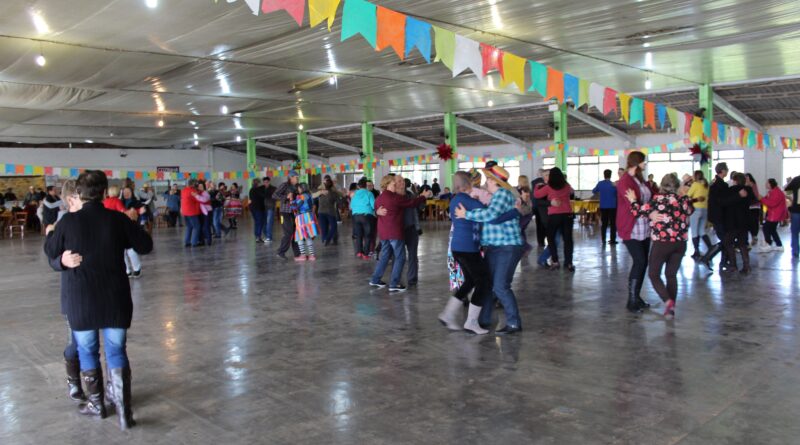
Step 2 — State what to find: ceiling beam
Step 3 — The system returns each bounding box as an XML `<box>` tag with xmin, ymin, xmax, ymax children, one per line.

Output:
<box><xmin>565</xmin><ymin>108</ymin><xmax>636</xmax><ymax>145</ymax></box>
<box><xmin>455</xmin><ymin>117</ymin><xmax>529</xmax><ymax>148</ymax></box>
<box><xmin>306</xmin><ymin>134</ymin><xmax>361</xmax><ymax>153</ymax></box>
<box><xmin>372</xmin><ymin>126</ymin><xmax>437</xmax><ymax>151</ymax></box>
<box><xmin>712</xmin><ymin>92</ymin><xmax>766</xmax><ymax>134</ymax></box>
<box><xmin>256</xmin><ymin>141</ymin><xmax>327</xmax><ymax>161</ymax></box>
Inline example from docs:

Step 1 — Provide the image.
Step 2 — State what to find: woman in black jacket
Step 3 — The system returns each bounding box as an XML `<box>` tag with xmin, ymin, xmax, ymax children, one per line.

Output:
<box><xmin>44</xmin><ymin>170</ymin><xmax>152</xmax><ymax>430</ymax></box>
<box><xmin>723</xmin><ymin>173</ymin><xmax>755</xmax><ymax>274</ymax></box>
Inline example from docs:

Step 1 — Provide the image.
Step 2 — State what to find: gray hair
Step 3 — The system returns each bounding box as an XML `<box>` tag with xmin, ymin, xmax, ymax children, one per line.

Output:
<box><xmin>452</xmin><ymin>171</ymin><xmax>472</xmax><ymax>193</ymax></box>
<box><xmin>659</xmin><ymin>173</ymin><xmax>680</xmax><ymax>194</ymax></box>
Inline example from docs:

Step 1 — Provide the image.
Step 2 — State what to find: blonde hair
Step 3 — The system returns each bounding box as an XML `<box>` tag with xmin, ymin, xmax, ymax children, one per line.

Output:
<box><xmin>107</xmin><ymin>185</ymin><xmax>120</xmax><ymax>197</ymax></box>
<box><xmin>379</xmin><ymin>174</ymin><xmax>395</xmax><ymax>190</ymax></box>
<box><xmin>62</xmin><ymin>180</ymin><xmax>78</xmax><ymax>197</ymax></box>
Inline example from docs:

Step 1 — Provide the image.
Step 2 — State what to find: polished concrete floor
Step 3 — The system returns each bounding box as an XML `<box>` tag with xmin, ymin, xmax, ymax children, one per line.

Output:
<box><xmin>1</xmin><ymin>220</ymin><xmax>799</xmax><ymax>445</ymax></box>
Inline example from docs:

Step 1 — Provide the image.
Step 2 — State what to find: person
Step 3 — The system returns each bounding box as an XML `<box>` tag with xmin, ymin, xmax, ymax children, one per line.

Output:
<box><xmin>181</xmin><ymin>179</ymin><xmax>201</xmax><ymax>247</ymax></box>
<box><xmin>224</xmin><ymin>186</ymin><xmax>242</xmax><ymax>231</ymax></box>
<box><xmin>534</xmin><ymin>167</ymin><xmax>576</xmax><ymax>271</ymax></box>
<box><xmin>455</xmin><ymin>164</ymin><xmax>523</xmax><ymax>334</ymax></box>
<box><xmin>593</xmin><ymin>169</ymin><xmax>617</xmax><ymax>246</ymax></box>
<box><xmin>401</xmin><ymin>177</ymin><xmax>423</xmax><ymax>286</ymax></box>
<box><xmin>745</xmin><ymin>173</ymin><xmax>762</xmax><ymax>246</ymax></box>
<box><xmin>195</xmin><ymin>182</ymin><xmax>213</xmax><ymax>246</ymax></box>
<box><xmin>787</xmin><ymin>175</ymin><xmax>800</xmax><ymax>259</ymax></box>
<box><xmin>369</xmin><ymin>175</ymin><xmax>431</xmax><ymax>292</ymax></box>
<box><xmin>625</xmin><ymin>174</ymin><xmax>693</xmax><ymax>319</ymax></box>
<box><xmin>163</xmin><ymin>184</ymin><xmax>181</xmax><ymax>227</ymax></box>
<box><xmin>24</xmin><ymin>185</ymin><xmax>38</xmax><ymax>206</ymax></box>
<box><xmin>517</xmin><ymin>186</ymin><xmax>534</xmax><ymax>256</ymax></box>
<box><xmin>366</xmin><ymin>180</ymin><xmax>380</xmax><ymax>198</ymax></box>
<box><xmin>758</xmin><ymin>178</ymin><xmax>788</xmax><ymax>253</ymax></box>
<box><xmin>431</xmin><ymin>178</ymin><xmax>441</xmax><ymax>197</ymax></box>
<box><xmin>208</xmin><ymin>181</ymin><xmax>227</xmax><ymax>238</ymax></box>
<box><xmin>263</xmin><ymin>177</ymin><xmax>277</xmax><ymax>242</ymax></box>
<box><xmin>617</xmin><ymin>151</ymin><xmax>654</xmax><ymax>313</ymax></box>
<box><xmin>700</xmin><ymin>162</ymin><xmax>749</xmax><ymax>271</ymax></box>
<box><xmin>273</xmin><ymin>171</ymin><xmax>301</xmax><ymax>259</ymax></box>
<box><xmin>686</xmin><ymin>170</ymin><xmax>710</xmax><ymax>259</ymax></box>
<box><xmin>120</xmin><ymin>186</ymin><xmax>146</xmax><ymax>277</ymax></box>
<box><xmin>249</xmin><ymin>178</ymin><xmax>268</xmax><ymax>243</ymax></box>
<box><xmin>350</xmin><ymin>178</ymin><xmax>375</xmax><ymax>259</ymax></box>
<box><xmin>438</xmin><ymin>187</ymin><xmax>453</xmax><ymax>201</ymax></box>
<box><xmin>229</xmin><ymin>182</ymin><xmax>241</xmax><ymax>199</ymax></box>
<box><xmin>366</xmin><ymin>179</ymin><xmax>380</xmax><ymax>253</ymax></box>
<box><xmin>645</xmin><ymin>174</ymin><xmax>657</xmax><ymax>192</ymax></box>
<box><xmin>531</xmin><ymin>169</ymin><xmax>548</xmax><ymax>247</ymax></box>
<box><xmin>722</xmin><ymin>173</ymin><xmax>755</xmax><ymax>274</ymax></box>
<box><xmin>316</xmin><ymin>177</ymin><xmax>342</xmax><ymax>246</ymax></box>
<box><xmin>290</xmin><ymin>183</ymin><xmax>319</xmax><ymax>261</ymax></box>
<box><xmin>137</xmin><ymin>184</ymin><xmax>155</xmax><ymax>234</ymax></box>
<box><xmin>44</xmin><ymin>170</ymin><xmax>153</xmax><ymax>430</ymax></box>
<box><xmin>3</xmin><ymin>187</ymin><xmax>17</xmax><ymax>202</ymax></box>
<box><xmin>420</xmin><ymin>180</ymin><xmax>431</xmax><ymax>193</ymax></box>
<box><xmin>39</xmin><ymin>185</ymin><xmax>63</xmax><ymax>228</ymax></box>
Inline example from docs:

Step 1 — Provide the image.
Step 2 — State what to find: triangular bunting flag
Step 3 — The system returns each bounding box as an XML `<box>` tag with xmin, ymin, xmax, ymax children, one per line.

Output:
<box><xmin>689</xmin><ymin>116</ymin><xmax>703</xmax><ymax>142</ymax></box>
<box><xmin>629</xmin><ymin>97</ymin><xmax>643</xmax><ymax>125</ymax></box>
<box><xmin>528</xmin><ymin>60</ymin><xmax>547</xmax><ymax>97</ymax></box>
<box><xmin>644</xmin><ymin>101</ymin><xmax>656</xmax><ymax>130</ymax></box>
<box><xmin>244</xmin><ymin>0</ymin><xmax>260</xmax><ymax>15</ymax></box>
<box><xmin>618</xmin><ymin>93</ymin><xmax>631</xmax><ymax>122</ymax></box>
<box><xmin>578</xmin><ymin>79</ymin><xmax>590</xmax><ymax>108</ymax></box>
<box><xmin>546</xmin><ymin>67</ymin><xmax>564</xmax><ymax>103</ymax></box>
<box><xmin>683</xmin><ymin>112</ymin><xmax>693</xmax><ymax>135</ymax></box>
<box><xmin>563</xmin><ymin>73</ymin><xmax>579</xmax><ymax>104</ymax></box>
<box><xmin>667</xmin><ymin>107</ymin><xmax>680</xmax><ymax>131</ymax></box>
<box><xmin>589</xmin><ymin>83</ymin><xmax>604</xmax><ymax>111</ymax></box>
<box><xmin>479</xmin><ymin>43</ymin><xmax>503</xmax><ymax>76</ymax></box>
<box><xmin>308</xmin><ymin>0</ymin><xmax>340</xmax><ymax>29</ymax></box>
<box><xmin>452</xmin><ymin>35</ymin><xmax>483</xmax><ymax>78</ymax></box>
<box><xmin>603</xmin><ymin>87</ymin><xmax>618</xmax><ymax>115</ymax></box>
<box><xmin>404</xmin><ymin>17</ymin><xmax>431</xmax><ymax>62</ymax></box>
<box><xmin>657</xmin><ymin>104</ymin><xmax>667</xmax><ymax>129</ymax></box>
<box><xmin>341</xmin><ymin>0</ymin><xmax>377</xmax><ymax>48</ymax></box>
<box><xmin>262</xmin><ymin>0</ymin><xmax>304</xmax><ymax>25</ymax></box>
<box><xmin>432</xmin><ymin>26</ymin><xmax>455</xmax><ymax>69</ymax></box>
<box><xmin>500</xmin><ymin>52</ymin><xmax>525</xmax><ymax>93</ymax></box>
<box><xmin>376</xmin><ymin>6</ymin><xmax>406</xmax><ymax>59</ymax></box>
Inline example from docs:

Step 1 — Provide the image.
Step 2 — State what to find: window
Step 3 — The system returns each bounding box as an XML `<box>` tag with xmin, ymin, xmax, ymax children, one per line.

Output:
<box><xmin>710</xmin><ymin>149</ymin><xmax>744</xmax><ymax>175</ymax></box>
<box><xmin>646</xmin><ymin>152</ymin><xmax>693</xmax><ymax>184</ymax></box>
<box><xmin>390</xmin><ymin>163</ymin><xmax>439</xmax><ymax>187</ymax></box>
<box><xmin>338</xmin><ymin>170</ymin><xmax>364</xmax><ymax>190</ymax></box>
<box><xmin>784</xmin><ymin>150</ymin><xmax>800</xmax><ymax>182</ymax></box>
<box><xmin>458</xmin><ymin>160</ymin><xmax>520</xmax><ymax>186</ymax></box>
<box><xmin>541</xmin><ymin>156</ymin><xmax>618</xmax><ymax>191</ymax></box>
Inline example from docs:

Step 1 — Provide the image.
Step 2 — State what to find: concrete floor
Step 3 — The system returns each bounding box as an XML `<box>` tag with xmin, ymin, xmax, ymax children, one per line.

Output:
<box><xmin>1</xmin><ymin>221</ymin><xmax>799</xmax><ymax>445</ymax></box>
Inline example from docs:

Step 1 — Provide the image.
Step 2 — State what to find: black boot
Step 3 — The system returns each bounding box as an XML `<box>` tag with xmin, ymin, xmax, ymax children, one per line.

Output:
<box><xmin>110</xmin><ymin>368</ymin><xmax>136</xmax><ymax>430</ymax></box>
<box><xmin>701</xmin><ymin>243</ymin><xmax>722</xmax><ymax>271</ymax></box>
<box><xmin>78</xmin><ymin>369</ymin><xmax>106</xmax><ymax>418</ymax></box>
<box><xmin>65</xmin><ymin>359</ymin><xmax>85</xmax><ymax>402</ymax></box>
<box><xmin>626</xmin><ymin>279</ymin><xmax>643</xmax><ymax>313</ymax></box>
<box><xmin>702</xmin><ymin>235</ymin><xmax>713</xmax><ymax>249</ymax></box>
<box><xmin>691</xmin><ymin>237</ymin><xmax>702</xmax><ymax>259</ymax></box>
<box><xmin>635</xmin><ymin>279</ymin><xmax>651</xmax><ymax>309</ymax></box>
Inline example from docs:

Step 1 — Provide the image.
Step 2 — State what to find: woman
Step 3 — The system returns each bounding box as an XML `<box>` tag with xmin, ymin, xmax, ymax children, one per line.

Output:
<box><xmin>616</xmin><ymin>151</ymin><xmax>653</xmax><ymax>313</ymax></box>
<box><xmin>745</xmin><ymin>173</ymin><xmax>762</xmax><ymax>246</ymax></box>
<box><xmin>518</xmin><ymin>185</ymin><xmax>534</xmax><ymax>255</ymax></box>
<box><xmin>759</xmin><ymin>178</ymin><xmax>789</xmax><ymax>253</ymax></box>
<box><xmin>350</xmin><ymin>178</ymin><xmax>375</xmax><ymax>259</ymax></box>
<box><xmin>723</xmin><ymin>173</ymin><xmax>755</xmax><ymax>274</ymax></box>
<box><xmin>687</xmin><ymin>171</ymin><xmax>710</xmax><ymax>259</ymax></box>
<box><xmin>625</xmin><ymin>174</ymin><xmax>693</xmax><ymax>319</ymax></box>
<box><xmin>195</xmin><ymin>182</ymin><xmax>213</xmax><ymax>246</ymax></box>
<box><xmin>120</xmin><ymin>187</ymin><xmax>145</xmax><ymax>278</ymax></box>
<box><xmin>534</xmin><ymin>167</ymin><xmax>576</xmax><ymax>271</ymax></box>
<box><xmin>291</xmin><ymin>183</ymin><xmax>319</xmax><ymax>261</ymax></box>
<box><xmin>224</xmin><ymin>187</ymin><xmax>242</xmax><ymax>231</ymax></box>
<box><xmin>44</xmin><ymin>170</ymin><xmax>152</xmax><ymax>430</ymax></box>
<box><xmin>316</xmin><ymin>178</ymin><xmax>342</xmax><ymax>246</ymax></box>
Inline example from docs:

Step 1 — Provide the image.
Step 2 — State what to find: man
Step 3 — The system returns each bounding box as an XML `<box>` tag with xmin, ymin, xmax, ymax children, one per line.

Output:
<box><xmin>455</xmin><ymin>164</ymin><xmax>524</xmax><ymax>335</ymax></box>
<box><xmin>4</xmin><ymin>187</ymin><xmax>17</xmax><ymax>202</ymax></box>
<box><xmin>366</xmin><ymin>180</ymin><xmax>380</xmax><ymax>198</ymax></box>
<box><xmin>701</xmin><ymin>162</ymin><xmax>749</xmax><ymax>270</ymax></box>
<box><xmin>646</xmin><ymin>174</ymin><xmax>657</xmax><ymax>191</ymax></box>
<box><xmin>531</xmin><ymin>168</ymin><xmax>547</xmax><ymax>247</ymax></box>
<box><xmin>39</xmin><ymin>185</ymin><xmax>63</xmax><ymax>228</ymax></box>
<box><xmin>785</xmin><ymin>175</ymin><xmax>800</xmax><ymax>258</ymax></box>
<box><xmin>365</xmin><ymin>179</ymin><xmax>380</xmax><ymax>252</ymax></box>
<box><xmin>431</xmin><ymin>178</ymin><xmax>441</xmax><ymax>197</ymax></box>
<box><xmin>263</xmin><ymin>177</ymin><xmax>277</xmax><ymax>242</ymax></box>
<box><xmin>180</xmin><ymin>179</ymin><xmax>201</xmax><ymax>247</ymax></box>
<box><xmin>24</xmin><ymin>186</ymin><xmax>38</xmax><ymax>206</ymax></box>
<box><xmin>163</xmin><ymin>184</ymin><xmax>181</xmax><ymax>227</ymax></box>
<box><xmin>369</xmin><ymin>175</ymin><xmax>431</xmax><ymax>292</ymax></box>
<box><xmin>593</xmin><ymin>169</ymin><xmax>618</xmax><ymax>245</ymax></box>
<box><xmin>420</xmin><ymin>180</ymin><xmax>431</xmax><ymax>193</ymax></box>
<box><xmin>44</xmin><ymin>170</ymin><xmax>152</xmax><ymax>430</ymax></box>
<box><xmin>401</xmin><ymin>177</ymin><xmax>423</xmax><ymax>286</ymax></box>
<box><xmin>438</xmin><ymin>187</ymin><xmax>453</xmax><ymax>201</ymax></box>
<box><xmin>273</xmin><ymin>172</ymin><xmax>301</xmax><ymax>259</ymax></box>
<box><xmin>208</xmin><ymin>181</ymin><xmax>227</xmax><ymax>238</ymax></box>
<box><xmin>249</xmin><ymin>178</ymin><xmax>267</xmax><ymax>243</ymax></box>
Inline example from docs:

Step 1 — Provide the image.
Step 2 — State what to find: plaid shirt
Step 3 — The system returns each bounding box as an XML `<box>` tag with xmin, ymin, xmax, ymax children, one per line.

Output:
<box><xmin>630</xmin><ymin>180</ymin><xmax>652</xmax><ymax>241</ymax></box>
<box><xmin>465</xmin><ymin>188</ymin><xmax>523</xmax><ymax>247</ymax></box>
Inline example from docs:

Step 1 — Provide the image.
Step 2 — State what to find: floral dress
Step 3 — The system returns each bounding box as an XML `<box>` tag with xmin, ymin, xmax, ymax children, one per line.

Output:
<box><xmin>629</xmin><ymin>193</ymin><xmax>694</xmax><ymax>242</ymax></box>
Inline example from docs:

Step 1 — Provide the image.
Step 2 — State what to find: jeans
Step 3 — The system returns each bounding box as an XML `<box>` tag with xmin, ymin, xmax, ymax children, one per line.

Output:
<box><xmin>352</xmin><ymin>214</ymin><xmax>373</xmax><ymax>256</ymax></box>
<box><xmin>200</xmin><ymin>213</ymin><xmax>212</xmax><ymax>244</ymax></box>
<box><xmin>547</xmin><ymin>213</ymin><xmax>574</xmax><ymax>265</ymax></box>
<box><xmin>689</xmin><ymin>208</ymin><xmax>708</xmax><ymax>238</ymax></box>
<box><xmin>748</xmin><ymin>208</ymin><xmax>762</xmax><ymax>239</ymax></box>
<box><xmin>371</xmin><ymin>239</ymin><xmax>406</xmax><ymax>286</ymax></box>
<box><xmin>762</xmin><ymin>221</ymin><xmax>782</xmax><ymax>247</ymax></box>
<box><xmin>124</xmin><ymin>249</ymin><xmax>141</xmax><ymax>273</ymax></box>
<box><xmin>648</xmin><ymin>241</ymin><xmax>686</xmax><ymax>302</ymax></box>
<box><xmin>278</xmin><ymin>213</ymin><xmax>300</xmax><ymax>256</ymax></box>
<box><xmin>213</xmin><ymin>207</ymin><xmax>224</xmax><ymax>236</ymax></box>
<box><xmin>519</xmin><ymin>213</ymin><xmax>533</xmax><ymax>249</ymax></box>
<box><xmin>404</xmin><ymin>226</ymin><xmax>420</xmax><ymax>284</ymax></box>
<box><xmin>318</xmin><ymin>213</ymin><xmax>338</xmax><ymax>243</ymax></box>
<box><xmin>539</xmin><ymin>227</ymin><xmax>560</xmax><ymax>265</ymax></box>
<box><xmin>792</xmin><ymin>213</ymin><xmax>800</xmax><ymax>257</ymax></box>
<box><xmin>534</xmin><ymin>207</ymin><xmax>547</xmax><ymax>246</ymax></box>
<box><xmin>184</xmin><ymin>215</ymin><xmax>200</xmax><ymax>246</ymax></box>
<box><xmin>600</xmin><ymin>208</ymin><xmax>617</xmax><ymax>243</ymax></box>
<box><xmin>73</xmin><ymin>328</ymin><xmax>128</xmax><ymax>371</ymax></box>
<box><xmin>252</xmin><ymin>209</ymin><xmax>266</xmax><ymax>239</ymax></box>
<box><xmin>478</xmin><ymin>245</ymin><xmax>523</xmax><ymax>328</ymax></box>
<box><xmin>265</xmin><ymin>208</ymin><xmax>275</xmax><ymax>240</ymax></box>
<box><xmin>166</xmin><ymin>210</ymin><xmax>180</xmax><ymax>227</ymax></box>
<box><xmin>64</xmin><ymin>319</ymin><xmax>78</xmax><ymax>361</ymax></box>
<box><xmin>452</xmin><ymin>251</ymin><xmax>491</xmax><ymax>307</ymax></box>
<box><xmin>624</xmin><ymin>238</ymin><xmax>651</xmax><ymax>297</ymax></box>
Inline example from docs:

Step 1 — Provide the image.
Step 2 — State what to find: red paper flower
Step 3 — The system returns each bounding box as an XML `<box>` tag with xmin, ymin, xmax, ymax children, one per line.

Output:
<box><xmin>436</xmin><ymin>143</ymin><xmax>454</xmax><ymax>161</ymax></box>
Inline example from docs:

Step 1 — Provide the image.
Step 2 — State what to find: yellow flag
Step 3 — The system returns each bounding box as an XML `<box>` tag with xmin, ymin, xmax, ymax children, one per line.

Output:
<box><xmin>689</xmin><ymin>116</ymin><xmax>704</xmax><ymax>142</ymax></box>
<box><xmin>500</xmin><ymin>53</ymin><xmax>526</xmax><ymax>93</ymax></box>
<box><xmin>619</xmin><ymin>93</ymin><xmax>631</xmax><ymax>122</ymax></box>
<box><xmin>309</xmin><ymin>0</ymin><xmax>341</xmax><ymax>30</ymax></box>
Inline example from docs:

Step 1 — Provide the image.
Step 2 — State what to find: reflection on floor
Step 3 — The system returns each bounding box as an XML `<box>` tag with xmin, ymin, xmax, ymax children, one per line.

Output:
<box><xmin>1</xmin><ymin>221</ymin><xmax>799</xmax><ymax>444</ymax></box>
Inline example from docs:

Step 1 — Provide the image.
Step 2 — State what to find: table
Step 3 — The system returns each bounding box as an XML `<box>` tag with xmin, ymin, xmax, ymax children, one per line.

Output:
<box><xmin>425</xmin><ymin>199</ymin><xmax>449</xmax><ymax>221</ymax></box>
<box><xmin>571</xmin><ymin>200</ymin><xmax>600</xmax><ymax>225</ymax></box>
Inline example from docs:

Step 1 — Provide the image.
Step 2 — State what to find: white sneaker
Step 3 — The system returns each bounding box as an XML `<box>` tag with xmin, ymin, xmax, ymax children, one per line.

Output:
<box><xmin>755</xmin><ymin>245</ymin><xmax>772</xmax><ymax>253</ymax></box>
<box><xmin>773</xmin><ymin>245</ymin><xmax>785</xmax><ymax>252</ymax></box>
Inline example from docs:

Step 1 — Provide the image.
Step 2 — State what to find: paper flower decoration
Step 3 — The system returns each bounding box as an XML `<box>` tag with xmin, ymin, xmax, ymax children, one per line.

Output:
<box><xmin>689</xmin><ymin>143</ymin><xmax>710</xmax><ymax>165</ymax></box>
<box><xmin>436</xmin><ymin>143</ymin><xmax>454</xmax><ymax>161</ymax></box>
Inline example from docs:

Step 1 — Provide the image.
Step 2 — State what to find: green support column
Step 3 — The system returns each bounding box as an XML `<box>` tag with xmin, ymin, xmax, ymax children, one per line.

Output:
<box><xmin>297</xmin><ymin>130</ymin><xmax>309</xmax><ymax>182</ymax></box>
<box><xmin>699</xmin><ymin>84</ymin><xmax>714</xmax><ymax>180</ymax></box>
<box><xmin>444</xmin><ymin>112</ymin><xmax>458</xmax><ymax>188</ymax></box>
<box><xmin>246</xmin><ymin>137</ymin><xmax>257</xmax><ymax>185</ymax></box>
<box><xmin>362</xmin><ymin>122</ymin><xmax>374</xmax><ymax>181</ymax></box>
<box><xmin>554</xmin><ymin>104</ymin><xmax>568</xmax><ymax>172</ymax></box>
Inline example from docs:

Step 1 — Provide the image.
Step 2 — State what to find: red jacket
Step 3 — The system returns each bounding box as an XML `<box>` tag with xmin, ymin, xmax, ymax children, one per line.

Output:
<box><xmin>616</xmin><ymin>173</ymin><xmax>645</xmax><ymax>241</ymax></box>
<box><xmin>180</xmin><ymin>187</ymin><xmax>200</xmax><ymax>217</ymax></box>
<box><xmin>761</xmin><ymin>188</ymin><xmax>789</xmax><ymax>222</ymax></box>
<box><xmin>102</xmin><ymin>196</ymin><xmax>126</xmax><ymax>213</ymax></box>
<box><xmin>533</xmin><ymin>183</ymin><xmax>574</xmax><ymax>215</ymax></box>
<box><xmin>375</xmin><ymin>190</ymin><xmax>426</xmax><ymax>240</ymax></box>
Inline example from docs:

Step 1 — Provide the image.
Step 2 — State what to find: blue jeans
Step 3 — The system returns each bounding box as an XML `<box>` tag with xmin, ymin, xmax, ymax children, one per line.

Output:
<box><xmin>791</xmin><ymin>212</ymin><xmax>800</xmax><ymax>257</ymax></box>
<box><xmin>252</xmin><ymin>210</ymin><xmax>266</xmax><ymax>239</ymax></box>
<box><xmin>213</xmin><ymin>207</ymin><xmax>224</xmax><ymax>236</ymax></box>
<box><xmin>64</xmin><ymin>320</ymin><xmax>78</xmax><ymax>361</ymax></box>
<box><xmin>73</xmin><ymin>328</ymin><xmax>128</xmax><ymax>371</ymax></box>
<box><xmin>265</xmin><ymin>208</ymin><xmax>275</xmax><ymax>240</ymax></box>
<box><xmin>318</xmin><ymin>213</ymin><xmax>337</xmax><ymax>243</ymax></box>
<box><xmin>538</xmin><ymin>227</ymin><xmax>561</xmax><ymax>264</ymax></box>
<box><xmin>479</xmin><ymin>245</ymin><xmax>523</xmax><ymax>328</ymax></box>
<box><xmin>200</xmin><ymin>213</ymin><xmax>212</xmax><ymax>244</ymax></box>
<box><xmin>184</xmin><ymin>215</ymin><xmax>200</xmax><ymax>246</ymax></box>
<box><xmin>371</xmin><ymin>239</ymin><xmax>406</xmax><ymax>286</ymax></box>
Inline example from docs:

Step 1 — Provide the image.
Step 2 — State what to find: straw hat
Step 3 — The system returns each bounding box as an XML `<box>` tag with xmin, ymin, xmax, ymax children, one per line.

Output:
<box><xmin>481</xmin><ymin>164</ymin><xmax>515</xmax><ymax>192</ymax></box>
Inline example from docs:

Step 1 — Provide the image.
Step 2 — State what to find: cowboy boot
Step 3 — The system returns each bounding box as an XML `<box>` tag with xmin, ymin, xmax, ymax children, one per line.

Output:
<box><xmin>438</xmin><ymin>297</ymin><xmax>464</xmax><ymax>331</ymax></box>
<box><xmin>65</xmin><ymin>359</ymin><xmax>85</xmax><ymax>402</ymax></box>
<box><xmin>77</xmin><ymin>369</ymin><xmax>106</xmax><ymax>418</ymax></box>
<box><xmin>626</xmin><ymin>279</ymin><xmax>642</xmax><ymax>313</ymax></box>
<box><xmin>110</xmin><ymin>368</ymin><xmax>136</xmax><ymax>430</ymax></box>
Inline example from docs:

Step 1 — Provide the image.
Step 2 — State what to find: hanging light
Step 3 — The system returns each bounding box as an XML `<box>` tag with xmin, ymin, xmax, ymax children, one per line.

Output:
<box><xmin>236</xmin><ymin>135</ymin><xmax>242</xmax><ymax>143</ymax></box>
<box><xmin>157</xmin><ymin>118</ymin><xmax>165</xmax><ymax>127</ymax></box>
<box><xmin>328</xmin><ymin>75</ymin><xmax>337</xmax><ymax>86</ymax></box>
<box><xmin>644</xmin><ymin>74</ymin><xmax>652</xmax><ymax>90</ymax></box>
<box><xmin>35</xmin><ymin>54</ymin><xmax>46</xmax><ymax>67</ymax></box>
<box><xmin>220</xmin><ymin>105</ymin><xmax>229</xmax><ymax>114</ymax></box>
<box><xmin>298</xmin><ymin>124</ymin><xmax>304</xmax><ymax>130</ymax></box>
<box><xmin>487</xmin><ymin>100</ymin><xmax>495</xmax><ymax>107</ymax></box>
<box><xmin>145</xmin><ymin>0</ymin><xmax>158</xmax><ymax>8</ymax></box>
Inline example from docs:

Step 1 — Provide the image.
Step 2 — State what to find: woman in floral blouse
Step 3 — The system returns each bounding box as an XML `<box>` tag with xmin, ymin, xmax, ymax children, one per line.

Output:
<box><xmin>625</xmin><ymin>173</ymin><xmax>694</xmax><ymax>319</ymax></box>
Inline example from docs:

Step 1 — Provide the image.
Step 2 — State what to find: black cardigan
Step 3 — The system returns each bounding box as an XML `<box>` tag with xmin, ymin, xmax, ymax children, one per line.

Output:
<box><xmin>44</xmin><ymin>201</ymin><xmax>153</xmax><ymax>330</ymax></box>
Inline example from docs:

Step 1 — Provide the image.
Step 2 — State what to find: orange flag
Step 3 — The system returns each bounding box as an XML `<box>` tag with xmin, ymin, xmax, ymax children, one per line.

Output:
<box><xmin>643</xmin><ymin>101</ymin><xmax>656</xmax><ymax>130</ymax></box>
<box><xmin>376</xmin><ymin>6</ymin><xmax>406</xmax><ymax>60</ymax></box>
<box><xmin>546</xmin><ymin>67</ymin><xmax>564</xmax><ymax>103</ymax></box>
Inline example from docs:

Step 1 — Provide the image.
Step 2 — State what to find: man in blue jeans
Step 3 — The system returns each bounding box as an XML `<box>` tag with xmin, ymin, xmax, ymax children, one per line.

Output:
<box><xmin>455</xmin><ymin>164</ymin><xmax>524</xmax><ymax>335</ymax></box>
<box><xmin>785</xmin><ymin>175</ymin><xmax>800</xmax><ymax>258</ymax></box>
<box><xmin>249</xmin><ymin>178</ymin><xmax>267</xmax><ymax>243</ymax></box>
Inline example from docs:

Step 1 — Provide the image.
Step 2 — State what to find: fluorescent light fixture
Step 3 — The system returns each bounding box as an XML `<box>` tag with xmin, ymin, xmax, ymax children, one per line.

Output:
<box><xmin>85</xmin><ymin>139</ymin><xmax>94</xmax><ymax>143</ymax></box>
<box><xmin>645</xmin><ymin>78</ymin><xmax>652</xmax><ymax>90</ymax></box>
<box><xmin>145</xmin><ymin>0</ymin><xmax>158</xmax><ymax>8</ymax></box>
<box><xmin>643</xmin><ymin>42</ymin><xmax>651</xmax><ymax>48</ymax></box>
<box><xmin>30</xmin><ymin>10</ymin><xmax>50</xmax><ymax>34</ymax></box>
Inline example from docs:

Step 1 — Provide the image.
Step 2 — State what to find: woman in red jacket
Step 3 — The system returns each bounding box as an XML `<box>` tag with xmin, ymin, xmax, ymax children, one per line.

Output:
<box><xmin>758</xmin><ymin>178</ymin><xmax>789</xmax><ymax>253</ymax></box>
<box><xmin>533</xmin><ymin>167</ymin><xmax>576</xmax><ymax>271</ymax></box>
<box><xmin>616</xmin><ymin>151</ymin><xmax>657</xmax><ymax>313</ymax></box>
